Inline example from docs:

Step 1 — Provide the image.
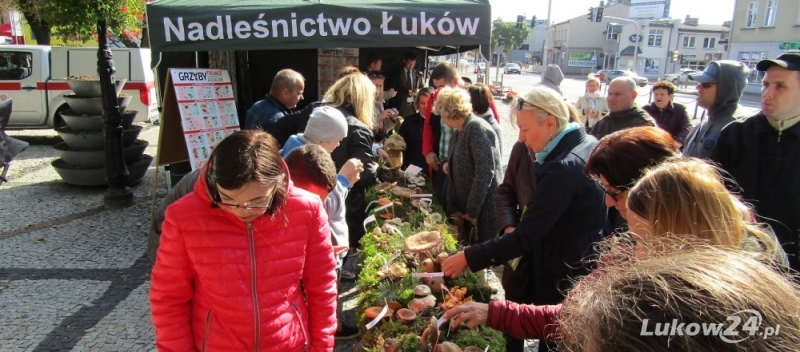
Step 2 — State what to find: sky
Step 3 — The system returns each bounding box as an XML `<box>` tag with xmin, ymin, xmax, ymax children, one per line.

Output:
<box><xmin>489</xmin><ymin>0</ymin><xmax>736</xmax><ymax>26</ymax></box>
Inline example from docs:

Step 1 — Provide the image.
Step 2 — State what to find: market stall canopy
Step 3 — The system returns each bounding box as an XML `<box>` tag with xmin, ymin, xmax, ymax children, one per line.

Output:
<box><xmin>146</xmin><ymin>0</ymin><xmax>492</xmax><ymax>53</ymax></box>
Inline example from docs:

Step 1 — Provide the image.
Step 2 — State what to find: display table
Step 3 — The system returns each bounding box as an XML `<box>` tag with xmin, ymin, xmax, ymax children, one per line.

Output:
<box><xmin>355</xmin><ymin>171</ymin><xmax>505</xmax><ymax>352</ymax></box>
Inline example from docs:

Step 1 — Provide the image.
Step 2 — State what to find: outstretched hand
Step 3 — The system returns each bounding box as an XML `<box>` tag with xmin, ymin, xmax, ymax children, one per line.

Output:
<box><xmin>442</xmin><ymin>301</ymin><xmax>489</xmax><ymax>330</ymax></box>
<box><xmin>441</xmin><ymin>251</ymin><xmax>468</xmax><ymax>278</ymax></box>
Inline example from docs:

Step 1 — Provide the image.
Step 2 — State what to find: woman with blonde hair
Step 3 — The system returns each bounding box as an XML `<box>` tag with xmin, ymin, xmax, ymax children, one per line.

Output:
<box><xmin>322</xmin><ymin>73</ymin><xmax>379</xmax><ymax>255</ymax></box>
<box><xmin>435</xmin><ymin>86</ymin><xmax>502</xmax><ymax>245</ymax></box>
<box><xmin>442</xmin><ymin>86</ymin><xmax>606</xmax><ymax>352</ymax></box>
<box><xmin>626</xmin><ymin>157</ymin><xmax>787</xmax><ymax>265</ymax></box>
<box><xmin>557</xmin><ymin>245</ymin><xmax>800</xmax><ymax>351</ymax></box>
<box><xmin>442</xmin><ymin>157</ymin><xmax>788</xmax><ymax>346</ymax></box>
<box><xmin>574</xmin><ymin>74</ymin><xmax>609</xmax><ymax>133</ymax></box>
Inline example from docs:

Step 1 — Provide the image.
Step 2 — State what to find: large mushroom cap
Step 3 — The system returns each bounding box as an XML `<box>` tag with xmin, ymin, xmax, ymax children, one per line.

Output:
<box><xmin>395</xmin><ymin>308</ymin><xmax>417</xmax><ymax>323</ymax></box>
<box><xmin>413</xmin><ymin>284</ymin><xmax>432</xmax><ymax>297</ymax></box>
<box><xmin>404</xmin><ymin>231</ymin><xmax>442</xmax><ymax>253</ymax></box>
<box><xmin>435</xmin><ymin>342</ymin><xmax>463</xmax><ymax>352</ymax></box>
<box><xmin>365</xmin><ymin>306</ymin><xmax>395</xmax><ymax>319</ymax></box>
<box><xmin>464</xmin><ymin>347</ymin><xmax>484</xmax><ymax>352</ymax></box>
<box><xmin>384</xmin><ymin>134</ymin><xmax>407</xmax><ymax>151</ymax></box>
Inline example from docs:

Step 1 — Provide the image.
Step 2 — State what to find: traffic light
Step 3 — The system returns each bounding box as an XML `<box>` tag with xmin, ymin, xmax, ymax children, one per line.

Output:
<box><xmin>679</xmin><ymin>54</ymin><xmax>685</xmax><ymax>63</ymax></box>
<box><xmin>672</xmin><ymin>51</ymin><xmax>680</xmax><ymax>62</ymax></box>
<box><xmin>530</xmin><ymin>16</ymin><xmax>537</xmax><ymax>28</ymax></box>
<box><xmin>587</xmin><ymin>7</ymin><xmax>595</xmax><ymax>21</ymax></box>
<box><xmin>498</xmin><ymin>36</ymin><xmax>505</xmax><ymax>46</ymax></box>
<box><xmin>516</xmin><ymin>15</ymin><xmax>524</xmax><ymax>29</ymax></box>
<box><xmin>595</xmin><ymin>7</ymin><xmax>604</xmax><ymax>22</ymax></box>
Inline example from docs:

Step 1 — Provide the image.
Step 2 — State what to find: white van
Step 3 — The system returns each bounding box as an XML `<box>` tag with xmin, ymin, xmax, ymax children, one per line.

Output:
<box><xmin>0</xmin><ymin>45</ymin><xmax>159</xmax><ymax>129</ymax></box>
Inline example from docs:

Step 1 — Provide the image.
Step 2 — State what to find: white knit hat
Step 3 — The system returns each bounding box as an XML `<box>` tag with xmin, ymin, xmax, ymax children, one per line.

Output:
<box><xmin>304</xmin><ymin>106</ymin><xmax>348</xmax><ymax>142</ymax></box>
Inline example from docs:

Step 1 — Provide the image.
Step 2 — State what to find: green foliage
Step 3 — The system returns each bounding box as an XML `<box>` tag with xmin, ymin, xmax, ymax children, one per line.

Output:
<box><xmin>491</xmin><ymin>18</ymin><xmax>531</xmax><ymax>55</ymax></box>
<box><xmin>356</xmin><ymin>175</ymin><xmax>504</xmax><ymax>350</ymax></box>
<box><xmin>30</xmin><ymin>0</ymin><xmax>144</xmax><ymax>42</ymax></box>
<box><xmin>449</xmin><ymin>326</ymin><xmax>506</xmax><ymax>351</ymax></box>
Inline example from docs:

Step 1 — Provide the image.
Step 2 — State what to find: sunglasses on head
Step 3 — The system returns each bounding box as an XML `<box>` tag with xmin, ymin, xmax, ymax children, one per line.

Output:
<box><xmin>698</xmin><ymin>82</ymin><xmax>717</xmax><ymax>89</ymax></box>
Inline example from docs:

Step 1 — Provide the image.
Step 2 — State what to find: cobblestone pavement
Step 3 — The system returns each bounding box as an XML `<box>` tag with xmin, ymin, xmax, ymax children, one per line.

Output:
<box><xmin>1</xmin><ymin>97</ymin><xmax>537</xmax><ymax>351</ymax></box>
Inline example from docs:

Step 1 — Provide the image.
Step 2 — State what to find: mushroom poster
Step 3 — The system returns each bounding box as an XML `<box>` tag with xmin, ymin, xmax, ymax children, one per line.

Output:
<box><xmin>170</xmin><ymin>68</ymin><xmax>240</xmax><ymax>170</ymax></box>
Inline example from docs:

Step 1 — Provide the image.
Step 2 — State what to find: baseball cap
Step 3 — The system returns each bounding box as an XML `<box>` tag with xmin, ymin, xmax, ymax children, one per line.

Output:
<box><xmin>756</xmin><ymin>53</ymin><xmax>800</xmax><ymax>72</ymax></box>
<box><xmin>689</xmin><ymin>63</ymin><xmax>719</xmax><ymax>83</ymax></box>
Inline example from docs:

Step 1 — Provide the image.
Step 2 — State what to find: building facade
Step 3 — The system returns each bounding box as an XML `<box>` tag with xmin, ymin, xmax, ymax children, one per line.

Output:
<box><xmin>728</xmin><ymin>0</ymin><xmax>800</xmax><ymax>85</ymax></box>
<box><xmin>668</xmin><ymin>17</ymin><xmax>730</xmax><ymax>73</ymax></box>
<box><xmin>509</xmin><ymin>18</ymin><xmax>549</xmax><ymax>65</ymax></box>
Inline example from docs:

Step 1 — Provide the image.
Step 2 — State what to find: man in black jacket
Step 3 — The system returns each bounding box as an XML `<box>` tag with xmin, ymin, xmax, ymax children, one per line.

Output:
<box><xmin>712</xmin><ymin>53</ymin><xmax>800</xmax><ymax>271</ymax></box>
<box><xmin>590</xmin><ymin>77</ymin><xmax>654</xmax><ymax>140</ymax></box>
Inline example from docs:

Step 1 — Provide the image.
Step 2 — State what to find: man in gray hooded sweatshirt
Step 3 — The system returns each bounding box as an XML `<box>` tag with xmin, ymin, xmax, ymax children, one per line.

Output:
<box><xmin>683</xmin><ymin>60</ymin><xmax>750</xmax><ymax>159</ymax></box>
<box><xmin>538</xmin><ymin>64</ymin><xmax>564</xmax><ymax>95</ymax></box>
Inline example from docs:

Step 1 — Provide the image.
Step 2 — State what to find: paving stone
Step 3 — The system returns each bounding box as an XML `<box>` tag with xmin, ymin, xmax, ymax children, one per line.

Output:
<box><xmin>0</xmin><ymin>279</ymin><xmax>109</xmax><ymax>351</ymax></box>
<box><xmin>0</xmin><ymin>202</ymin><xmax>151</xmax><ymax>269</ymax></box>
<box><xmin>73</xmin><ymin>282</ymin><xmax>155</xmax><ymax>352</ymax></box>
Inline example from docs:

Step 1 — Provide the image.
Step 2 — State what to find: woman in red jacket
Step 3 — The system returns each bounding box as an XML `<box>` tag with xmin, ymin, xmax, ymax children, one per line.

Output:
<box><xmin>150</xmin><ymin>130</ymin><xmax>338</xmax><ymax>352</ymax></box>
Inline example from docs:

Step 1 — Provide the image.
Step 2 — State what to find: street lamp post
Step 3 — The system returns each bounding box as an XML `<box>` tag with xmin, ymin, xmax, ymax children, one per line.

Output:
<box><xmin>98</xmin><ymin>19</ymin><xmax>133</xmax><ymax>208</ymax></box>
<box><xmin>542</xmin><ymin>0</ymin><xmax>552</xmax><ymax>67</ymax></box>
<box><xmin>606</xmin><ymin>16</ymin><xmax>640</xmax><ymax>72</ymax></box>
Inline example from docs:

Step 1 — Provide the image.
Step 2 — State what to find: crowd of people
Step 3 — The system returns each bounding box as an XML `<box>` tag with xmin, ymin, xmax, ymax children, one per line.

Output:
<box><xmin>148</xmin><ymin>52</ymin><xmax>800</xmax><ymax>351</ymax></box>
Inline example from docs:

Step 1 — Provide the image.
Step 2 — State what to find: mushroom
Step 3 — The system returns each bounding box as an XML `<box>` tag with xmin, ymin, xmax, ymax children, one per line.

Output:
<box><xmin>428</xmin><ymin>277</ymin><xmax>445</xmax><ymax>294</ymax></box>
<box><xmin>382</xmin><ymin>339</ymin><xmax>400</xmax><ymax>352</ymax></box>
<box><xmin>420</xmin><ymin>258</ymin><xmax>437</xmax><ymax>273</ymax></box>
<box><xmin>419</xmin><ymin>317</ymin><xmax>441</xmax><ymax>351</ymax></box>
<box><xmin>375</xmin><ymin>181</ymin><xmax>397</xmax><ymax>194</ymax></box>
<box><xmin>436</xmin><ymin>252</ymin><xmax>449</xmax><ymax>267</ymax></box>
<box><xmin>365</xmin><ymin>306</ymin><xmax>394</xmax><ymax>320</ymax></box>
<box><xmin>421</xmin><ymin>294</ymin><xmax>437</xmax><ymax>308</ymax></box>
<box><xmin>383</xmin><ymin>134</ymin><xmax>407</xmax><ymax>169</ymax></box>
<box><xmin>387</xmin><ymin>262</ymin><xmax>407</xmax><ymax>278</ymax></box>
<box><xmin>435</xmin><ymin>342</ymin><xmax>463</xmax><ymax>352</ymax></box>
<box><xmin>404</xmin><ymin>231</ymin><xmax>442</xmax><ymax>253</ymax></box>
<box><xmin>392</xmin><ymin>187</ymin><xmax>415</xmax><ymax>198</ymax></box>
<box><xmin>378</xmin><ymin>198</ymin><xmax>392</xmax><ymax>206</ymax></box>
<box><xmin>464</xmin><ymin>347</ymin><xmax>484</xmax><ymax>352</ymax></box>
<box><xmin>379</xmin><ymin>212</ymin><xmax>394</xmax><ymax>219</ymax></box>
<box><xmin>408</xmin><ymin>298</ymin><xmax>428</xmax><ymax>313</ymax></box>
<box><xmin>388</xmin><ymin>301</ymin><xmax>403</xmax><ymax>311</ymax></box>
<box><xmin>395</xmin><ymin>308</ymin><xmax>417</xmax><ymax>323</ymax></box>
<box><xmin>413</xmin><ymin>284</ymin><xmax>432</xmax><ymax>298</ymax></box>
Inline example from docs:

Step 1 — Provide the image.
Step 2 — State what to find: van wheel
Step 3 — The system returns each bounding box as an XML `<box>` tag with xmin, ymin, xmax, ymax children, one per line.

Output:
<box><xmin>53</xmin><ymin>105</ymin><xmax>69</xmax><ymax>129</ymax></box>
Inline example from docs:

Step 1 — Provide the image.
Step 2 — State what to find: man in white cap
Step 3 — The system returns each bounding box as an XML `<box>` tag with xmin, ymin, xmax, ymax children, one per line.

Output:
<box><xmin>683</xmin><ymin>60</ymin><xmax>750</xmax><ymax>158</ymax></box>
<box><xmin>712</xmin><ymin>52</ymin><xmax>800</xmax><ymax>271</ymax></box>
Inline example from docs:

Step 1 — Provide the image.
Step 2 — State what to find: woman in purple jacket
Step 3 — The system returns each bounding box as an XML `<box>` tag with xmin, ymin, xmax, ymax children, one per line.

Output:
<box><xmin>642</xmin><ymin>80</ymin><xmax>691</xmax><ymax>149</ymax></box>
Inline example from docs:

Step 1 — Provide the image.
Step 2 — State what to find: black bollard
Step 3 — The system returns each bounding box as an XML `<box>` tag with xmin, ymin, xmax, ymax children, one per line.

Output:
<box><xmin>98</xmin><ymin>19</ymin><xmax>133</xmax><ymax>208</ymax></box>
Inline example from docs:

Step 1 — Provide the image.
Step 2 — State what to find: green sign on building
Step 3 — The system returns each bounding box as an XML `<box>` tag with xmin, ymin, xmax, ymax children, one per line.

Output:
<box><xmin>779</xmin><ymin>42</ymin><xmax>800</xmax><ymax>50</ymax></box>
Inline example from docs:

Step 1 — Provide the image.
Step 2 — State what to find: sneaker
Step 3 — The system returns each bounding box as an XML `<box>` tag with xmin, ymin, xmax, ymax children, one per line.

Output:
<box><xmin>335</xmin><ymin>324</ymin><xmax>360</xmax><ymax>340</ymax></box>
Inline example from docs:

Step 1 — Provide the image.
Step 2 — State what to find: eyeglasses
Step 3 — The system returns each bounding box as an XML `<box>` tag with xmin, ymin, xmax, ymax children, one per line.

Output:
<box><xmin>215</xmin><ymin>195</ymin><xmax>275</xmax><ymax>214</ymax></box>
<box><xmin>597</xmin><ymin>180</ymin><xmax>625</xmax><ymax>201</ymax></box>
<box><xmin>698</xmin><ymin>82</ymin><xmax>717</xmax><ymax>89</ymax></box>
<box><xmin>210</xmin><ymin>174</ymin><xmax>285</xmax><ymax>214</ymax></box>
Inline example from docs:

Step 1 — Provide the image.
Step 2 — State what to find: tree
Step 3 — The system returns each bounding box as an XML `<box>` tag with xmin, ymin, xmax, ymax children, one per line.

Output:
<box><xmin>1</xmin><ymin>0</ymin><xmax>144</xmax><ymax>46</ymax></box>
<box><xmin>1</xmin><ymin>0</ymin><xmax>52</xmax><ymax>45</ymax></box>
<box><xmin>491</xmin><ymin>18</ymin><xmax>531</xmax><ymax>58</ymax></box>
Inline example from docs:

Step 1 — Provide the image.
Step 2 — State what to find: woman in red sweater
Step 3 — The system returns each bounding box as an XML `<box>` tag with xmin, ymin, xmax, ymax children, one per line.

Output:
<box><xmin>150</xmin><ymin>130</ymin><xmax>338</xmax><ymax>352</ymax></box>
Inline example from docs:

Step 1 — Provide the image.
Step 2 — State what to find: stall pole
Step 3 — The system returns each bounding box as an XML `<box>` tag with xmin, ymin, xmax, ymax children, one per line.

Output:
<box><xmin>98</xmin><ymin>19</ymin><xmax>133</xmax><ymax>208</ymax></box>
